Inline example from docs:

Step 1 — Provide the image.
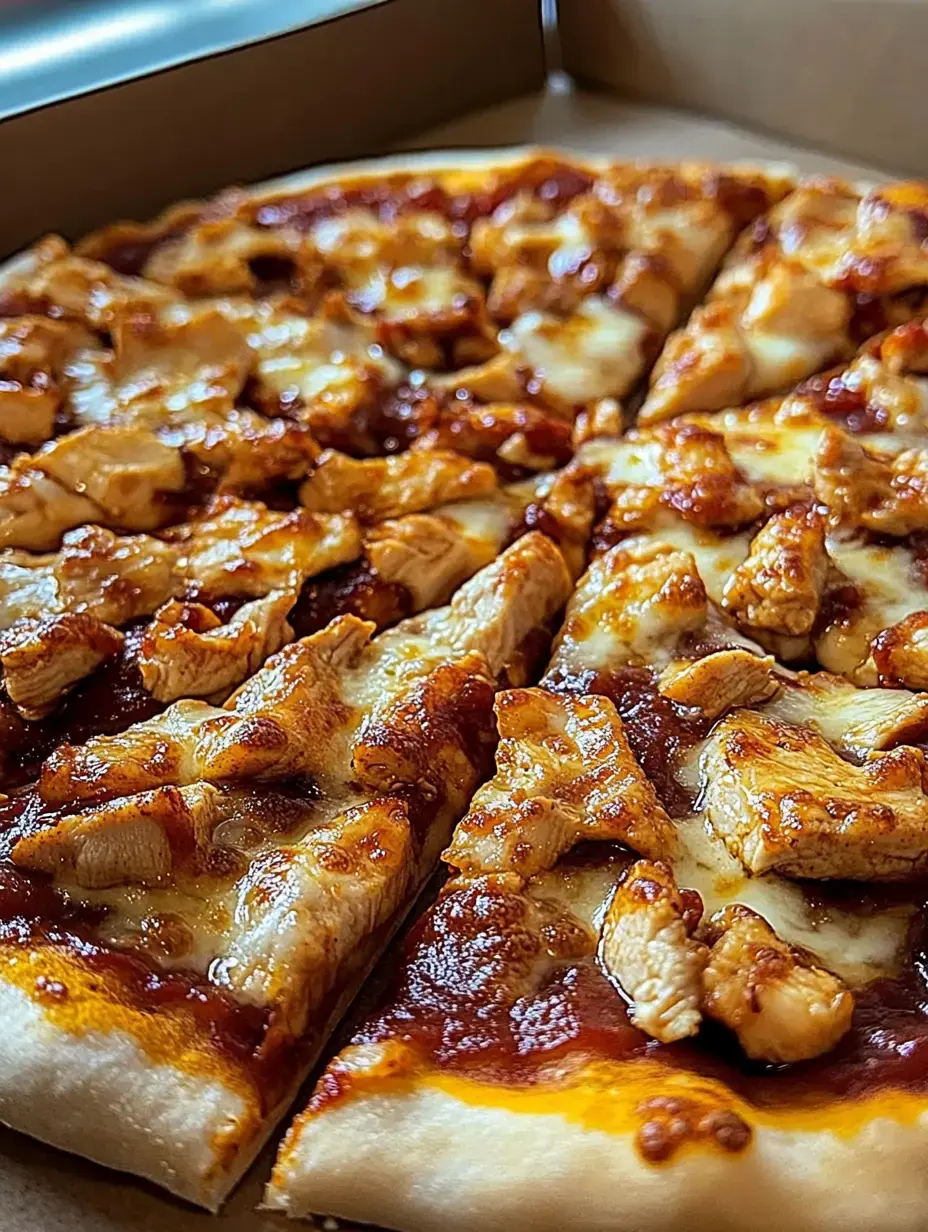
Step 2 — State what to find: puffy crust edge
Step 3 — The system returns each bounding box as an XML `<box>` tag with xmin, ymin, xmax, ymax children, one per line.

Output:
<box><xmin>0</xmin><ymin>976</ymin><xmax>264</xmax><ymax>1210</ymax></box>
<box><xmin>267</xmin><ymin>1064</ymin><xmax>928</xmax><ymax>1232</ymax></box>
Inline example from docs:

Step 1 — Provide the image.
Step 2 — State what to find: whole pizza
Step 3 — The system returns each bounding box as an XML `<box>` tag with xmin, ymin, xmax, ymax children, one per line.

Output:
<box><xmin>1</xmin><ymin>147</ymin><xmax>928</xmax><ymax>1231</ymax></box>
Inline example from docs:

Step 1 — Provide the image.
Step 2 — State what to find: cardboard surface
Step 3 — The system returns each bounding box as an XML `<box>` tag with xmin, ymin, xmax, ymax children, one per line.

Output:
<box><xmin>560</xmin><ymin>0</ymin><xmax>928</xmax><ymax>179</ymax></box>
<box><xmin>0</xmin><ymin>71</ymin><xmax>897</xmax><ymax>1229</ymax></box>
<box><xmin>0</xmin><ymin>0</ymin><xmax>544</xmax><ymax>257</ymax></box>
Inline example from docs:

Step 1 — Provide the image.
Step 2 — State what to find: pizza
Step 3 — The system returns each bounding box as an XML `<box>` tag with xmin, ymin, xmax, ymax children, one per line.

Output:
<box><xmin>2</xmin><ymin>148</ymin><xmax>928</xmax><ymax>1229</ymax></box>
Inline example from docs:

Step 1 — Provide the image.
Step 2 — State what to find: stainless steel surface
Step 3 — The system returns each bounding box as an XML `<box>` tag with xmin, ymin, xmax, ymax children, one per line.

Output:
<box><xmin>0</xmin><ymin>0</ymin><xmax>384</xmax><ymax>119</ymax></box>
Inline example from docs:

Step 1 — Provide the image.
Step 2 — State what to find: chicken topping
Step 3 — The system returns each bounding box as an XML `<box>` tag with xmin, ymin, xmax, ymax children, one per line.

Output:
<box><xmin>0</xmin><ymin>613</ymin><xmax>123</xmax><ymax>719</ymax></box>
<box><xmin>872</xmin><ymin>612</ymin><xmax>928</xmax><ymax>691</ymax></box>
<box><xmin>701</xmin><ymin>905</ymin><xmax>854</xmax><ymax>1063</ymax></box>
<box><xmin>548</xmin><ymin>540</ymin><xmax>708</xmax><ymax>677</ymax></box>
<box><xmin>814</xmin><ymin>428</ymin><xmax>928</xmax><ymax>535</ymax></box>
<box><xmin>13</xmin><ymin>782</ymin><xmax>224</xmax><ymax>888</ymax></box>
<box><xmin>0</xmin><ymin>316</ymin><xmax>96</xmax><ymax>447</ymax></box>
<box><xmin>299</xmin><ymin>449</ymin><xmax>497</xmax><ymax>523</ymax></box>
<box><xmin>364</xmin><ymin>511</ymin><xmax>498</xmax><ymax>611</ymax></box>
<box><xmin>180</xmin><ymin>495</ymin><xmax>361</xmax><ymax>600</ymax></box>
<box><xmin>658</xmin><ymin>649</ymin><xmax>779</xmax><ymax>720</ymax></box>
<box><xmin>701</xmin><ymin>709</ymin><xmax>928</xmax><ymax>879</ymax></box>
<box><xmin>137</xmin><ymin>592</ymin><xmax>294</xmax><ymax>703</ymax></box>
<box><xmin>0</xmin><ymin>463</ymin><xmax>102</xmax><ymax>551</ymax></box>
<box><xmin>722</xmin><ymin>504</ymin><xmax>827</xmax><ymax>636</ymax></box>
<box><xmin>599</xmin><ymin>859</ymin><xmax>707</xmax><ymax>1044</ymax></box>
<box><xmin>444</xmin><ymin>689</ymin><xmax>677</xmax><ymax>879</ymax></box>
<box><xmin>655</xmin><ymin>422</ymin><xmax>764</xmax><ymax>529</ymax></box>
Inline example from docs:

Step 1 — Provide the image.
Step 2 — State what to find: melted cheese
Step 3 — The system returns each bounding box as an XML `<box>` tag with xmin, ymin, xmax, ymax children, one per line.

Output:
<box><xmin>501</xmin><ymin>296</ymin><xmax>648</xmax><ymax>404</ymax></box>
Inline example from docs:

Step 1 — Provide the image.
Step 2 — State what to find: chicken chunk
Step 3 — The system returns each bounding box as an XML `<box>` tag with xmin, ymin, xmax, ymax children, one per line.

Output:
<box><xmin>872</xmin><ymin>612</ymin><xmax>928</xmax><ymax>690</ymax></box>
<box><xmin>814</xmin><ymin>428</ymin><xmax>928</xmax><ymax>535</ymax></box>
<box><xmin>175</xmin><ymin>407</ymin><xmax>318</xmax><ymax>491</ymax></box>
<box><xmin>0</xmin><ymin>463</ymin><xmax>100</xmax><ymax>551</ymax></box>
<box><xmin>298</xmin><ymin>449</ymin><xmax>497</xmax><ymax>523</ymax></box>
<box><xmin>722</xmin><ymin>504</ymin><xmax>827</xmax><ymax>636</ymax></box>
<box><xmin>658</xmin><ymin>649</ymin><xmax>779</xmax><ymax>719</ymax></box>
<box><xmin>701</xmin><ymin>905</ymin><xmax>854</xmax><ymax>1063</ymax></box>
<box><xmin>599</xmin><ymin>859</ymin><xmax>707</xmax><ymax>1043</ymax></box>
<box><xmin>0</xmin><ymin>613</ymin><xmax>123</xmax><ymax>719</ymax></box>
<box><xmin>0</xmin><ymin>317</ymin><xmax>95</xmax><ymax>447</ymax></box>
<box><xmin>764</xmin><ymin>669</ymin><xmax>928</xmax><ymax>760</ymax></box>
<box><xmin>12</xmin><ymin>782</ymin><xmax>224</xmax><ymax>889</ymax></box>
<box><xmin>444</xmin><ymin>689</ymin><xmax>677</xmax><ymax>879</ymax></box>
<box><xmin>701</xmin><ymin>709</ymin><xmax>928</xmax><ymax>879</ymax></box>
<box><xmin>8</xmin><ymin>250</ymin><xmax>175</xmax><ymax>329</ymax></box>
<box><xmin>222</xmin><ymin>796</ymin><xmax>414</xmax><ymax>1033</ymax></box>
<box><xmin>137</xmin><ymin>592</ymin><xmax>294</xmax><ymax>703</ymax></box>
<box><xmin>180</xmin><ymin>496</ymin><xmax>361</xmax><ymax>600</ymax></box>
<box><xmin>364</xmin><ymin>511</ymin><xmax>498</xmax><ymax>610</ymax></box>
<box><xmin>655</xmin><ymin>422</ymin><xmax>764</xmax><ymax>529</ymax></box>
<box><xmin>31</xmin><ymin>425</ymin><xmax>187</xmax><ymax>530</ymax></box>
<box><xmin>547</xmin><ymin>540</ymin><xmax>708</xmax><ymax>678</ymax></box>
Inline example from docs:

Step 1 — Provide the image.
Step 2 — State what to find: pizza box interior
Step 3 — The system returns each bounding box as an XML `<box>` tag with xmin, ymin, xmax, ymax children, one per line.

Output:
<box><xmin>0</xmin><ymin>0</ymin><xmax>924</xmax><ymax>1225</ymax></box>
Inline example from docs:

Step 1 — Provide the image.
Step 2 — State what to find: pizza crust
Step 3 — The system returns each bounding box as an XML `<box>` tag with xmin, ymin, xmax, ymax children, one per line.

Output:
<box><xmin>266</xmin><ymin>1066</ymin><xmax>928</xmax><ymax>1232</ymax></box>
<box><xmin>0</xmin><ymin>977</ymin><xmax>258</xmax><ymax>1210</ymax></box>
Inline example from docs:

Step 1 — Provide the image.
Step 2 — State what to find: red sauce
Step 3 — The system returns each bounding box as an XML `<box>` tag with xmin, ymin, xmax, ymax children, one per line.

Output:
<box><xmin>320</xmin><ymin>878</ymin><xmax>928</xmax><ymax>1114</ymax></box>
<box><xmin>252</xmin><ymin>160</ymin><xmax>595</xmax><ymax>234</ymax></box>
<box><xmin>544</xmin><ymin>665</ymin><xmax>711</xmax><ymax>816</ymax></box>
<box><xmin>0</xmin><ymin>623</ymin><xmax>164</xmax><ymax>789</ymax></box>
<box><xmin>797</xmin><ymin>371</ymin><xmax>888</xmax><ymax>434</ymax></box>
<box><xmin>289</xmin><ymin>561</ymin><xmax>413</xmax><ymax>639</ymax></box>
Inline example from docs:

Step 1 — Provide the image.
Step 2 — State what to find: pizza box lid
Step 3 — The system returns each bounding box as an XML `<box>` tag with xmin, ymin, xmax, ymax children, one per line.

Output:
<box><xmin>0</xmin><ymin>2</ymin><xmax>913</xmax><ymax>1230</ymax></box>
<box><xmin>0</xmin><ymin>0</ymin><xmax>545</xmax><ymax>257</ymax></box>
<box><xmin>560</xmin><ymin>0</ymin><xmax>928</xmax><ymax>179</ymax></box>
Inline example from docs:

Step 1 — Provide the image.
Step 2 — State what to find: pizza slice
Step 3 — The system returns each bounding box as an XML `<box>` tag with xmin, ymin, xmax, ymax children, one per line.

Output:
<box><xmin>639</xmin><ymin>178</ymin><xmax>928</xmax><ymax>423</ymax></box>
<box><xmin>269</xmin><ymin>545</ymin><xmax>928</xmax><ymax>1230</ymax></box>
<box><xmin>0</xmin><ymin>531</ymin><xmax>570</xmax><ymax>1208</ymax></box>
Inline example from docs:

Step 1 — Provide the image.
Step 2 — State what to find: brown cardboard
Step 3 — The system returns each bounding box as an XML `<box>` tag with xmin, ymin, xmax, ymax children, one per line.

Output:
<box><xmin>560</xmin><ymin>0</ymin><xmax>928</xmax><ymax>179</ymax></box>
<box><xmin>0</xmin><ymin>0</ymin><xmax>544</xmax><ymax>257</ymax></box>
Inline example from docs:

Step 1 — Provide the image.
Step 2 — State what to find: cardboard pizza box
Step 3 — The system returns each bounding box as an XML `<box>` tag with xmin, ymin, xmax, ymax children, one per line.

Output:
<box><xmin>0</xmin><ymin>0</ymin><xmax>920</xmax><ymax>1227</ymax></box>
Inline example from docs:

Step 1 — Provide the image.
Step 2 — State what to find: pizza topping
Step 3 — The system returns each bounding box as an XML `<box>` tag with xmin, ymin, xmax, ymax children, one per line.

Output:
<box><xmin>813</xmin><ymin>428</ymin><xmax>928</xmax><ymax>535</ymax></box>
<box><xmin>721</xmin><ymin>503</ymin><xmax>828</xmax><ymax>636</ymax></box>
<box><xmin>180</xmin><ymin>495</ymin><xmax>361</xmax><ymax>600</ymax></box>
<box><xmin>12</xmin><ymin>781</ymin><xmax>225</xmax><ymax>888</ymax></box>
<box><xmin>298</xmin><ymin>448</ymin><xmax>497</xmax><ymax>522</ymax></box>
<box><xmin>444</xmin><ymin>689</ymin><xmax>676</xmax><ymax>879</ymax></box>
<box><xmin>548</xmin><ymin>541</ymin><xmax>708</xmax><ymax>676</ymax></box>
<box><xmin>0</xmin><ymin>462</ymin><xmax>106</xmax><ymax>551</ymax></box>
<box><xmin>701</xmin><ymin>904</ymin><xmax>854</xmax><ymax>1063</ymax></box>
<box><xmin>657</xmin><ymin>648</ymin><xmax>779</xmax><ymax>719</ymax></box>
<box><xmin>871</xmin><ymin>611</ymin><xmax>928</xmax><ymax>689</ymax></box>
<box><xmin>137</xmin><ymin>592</ymin><xmax>294</xmax><ymax>703</ymax></box>
<box><xmin>599</xmin><ymin>859</ymin><xmax>707</xmax><ymax>1043</ymax></box>
<box><xmin>0</xmin><ymin>317</ymin><xmax>95</xmax><ymax>448</ymax></box>
<box><xmin>0</xmin><ymin>613</ymin><xmax>124</xmax><ymax>719</ymax></box>
<box><xmin>700</xmin><ymin>709</ymin><xmax>928</xmax><ymax>879</ymax></box>
<box><xmin>363</xmin><ymin>510</ymin><xmax>498</xmax><ymax>610</ymax></box>
<box><xmin>654</xmin><ymin>421</ymin><xmax>764</xmax><ymax>528</ymax></box>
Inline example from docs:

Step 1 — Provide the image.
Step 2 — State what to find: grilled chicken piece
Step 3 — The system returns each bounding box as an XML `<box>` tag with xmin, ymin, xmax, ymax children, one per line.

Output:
<box><xmin>701</xmin><ymin>905</ymin><xmax>854</xmax><ymax>1063</ymax></box>
<box><xmin>224</xmin><ymin>797</ymin><xmax>414</xmax><ymax>1033</ymax></box>
<box><xmin>599</xmin><ymin>859</ymin><xmax>707</xmax><ymax>1044</ymax></box>
<box><xmin>658</xmin><ymin>649</ymin><xmax>779</xmax><ymax>719</ymax></box>
<box><xmin>655</xmin><ymin>422</ymin><xmax>764</xmax><ymax>528</ymax></box>
<box><xmin>137</xmin><ymin>592</ymin><xmax>294</xmax><ymax>703</ymax></box>
<box><xmin>299</xmin><ymin>449</ymin><xmax>497</xmax><ymax>523</ymax></box>
<box><xmin>180</xmin><ymin>495</ymin><xmax>361</xmax><ymax>600</ymax></box>
<box><xmin>0</xmin><ymin>317</ymin><xmax>96</xmax><ymax>447</ymax></box>
<box><xmin>364</xmin><ymin>511</ymin><xmax>499</xmax><ymax>611</ymax></box>
<box><xmin>722</xmin><ymin>504</ymin><xmax>827</xmax><ymax>636</ymax></box>
<box><xmin>814</xmin><ymin>429</ymin><xmax>928</xmax><ymax>535</ymax></box>
<box><xmin>764</xmin><ymin>669</ymin><xmax>928</xmax><ymax>760</ymax></box>
<box><xmin>701</xmin><ymin>709</ymin><xmax>928</xmax><ymax>879</ymax></box>
<box><xmin>872</xmin><ymin>612</ymin><xmax>928</xmax><ymax>690</ymax></box>
<box><xmin>547</xmin><ymin>540</ymin><xmax>708</xmax><ymax>677</ymax></box>
<box><xmin>0</xmin><ymin>613</ymin><xmax>123</xmax><ymax>719</ymax></box>
<box><xmin>424</xmin><ymin>531</ymin><xmax>571</xmax><ymax>678</ymax></box>
<box><xmin>13</xmin><ymin>782</ymin><xmax>224</xmax><ymax>888</ymax></box>
<box><xmin>178</xmin><ymin>407</ymin><xmax>318</xmax><ymax>491</ymax></box>
<box><xmin>445</xmin><ymin>689</ymin><xmax>676</xmax><ymax>879</ymax></box>
<box><xmin>0</xmin><ymin>463</ymin><xmax>101</xmax><ymax>551</ymax></box>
